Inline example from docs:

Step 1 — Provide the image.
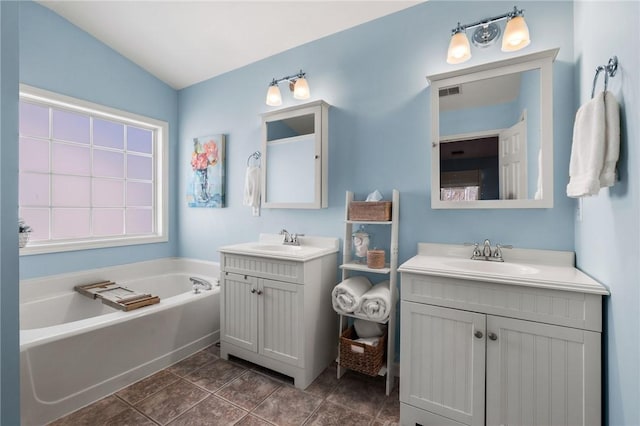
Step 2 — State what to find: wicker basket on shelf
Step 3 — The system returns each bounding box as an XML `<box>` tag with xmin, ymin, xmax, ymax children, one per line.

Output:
<box><xmin>348</xmin><ymin>201</ymin><xmax>392</xmax><ymax>221</ymax></box>
<box><xmin>339</xmin><ymin>326</ymin><xmax>386</xmax><ymax>376</ymax></box>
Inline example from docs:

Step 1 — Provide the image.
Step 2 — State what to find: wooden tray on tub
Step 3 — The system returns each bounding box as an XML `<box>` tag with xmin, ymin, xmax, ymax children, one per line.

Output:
<box><xmin>75</xmin><ymin>281</ymin><xmax>160</xmax><ymax>311</ymax></box>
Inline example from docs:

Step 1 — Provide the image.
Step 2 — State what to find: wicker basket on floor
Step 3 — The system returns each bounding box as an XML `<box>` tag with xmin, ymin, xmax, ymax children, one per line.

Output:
<box><xmin>339</xmin><ymin>326</ymin><xmax>386</xmax><ymax>376</ymax></box>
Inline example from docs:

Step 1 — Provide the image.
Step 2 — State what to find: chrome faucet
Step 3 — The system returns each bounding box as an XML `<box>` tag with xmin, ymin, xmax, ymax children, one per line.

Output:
<box><xmin>280</xmin><ymin>229</ymin><xmax>304</xmax><ymax>246</ymax></box>
<box><xmin>190</xmin><ymin>277</ymin><xmax>212</xmax><ymax>294</ymax></box>
<box><xmin>469</xmin><ymin>240</ymin><xmax>512</xmax><ymax>262</ymax></box>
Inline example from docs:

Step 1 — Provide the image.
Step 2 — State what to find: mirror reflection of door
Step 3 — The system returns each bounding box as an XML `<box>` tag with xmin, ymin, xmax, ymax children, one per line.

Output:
<box><xmin>498</xmin><ymin>112</ymin><xmax>527</xmax><ymax>200</ymax></box>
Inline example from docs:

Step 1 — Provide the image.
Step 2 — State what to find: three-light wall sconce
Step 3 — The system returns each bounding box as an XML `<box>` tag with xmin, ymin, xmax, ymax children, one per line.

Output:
<box><xmin>265</xmin><ymin>70</ymin><xmax>310</xmax><ymax>106</ymax></box>
<box><xmin>447</xmin><ymin>5</ymin><xmax>531</xmax><ymax>65</ymax></box>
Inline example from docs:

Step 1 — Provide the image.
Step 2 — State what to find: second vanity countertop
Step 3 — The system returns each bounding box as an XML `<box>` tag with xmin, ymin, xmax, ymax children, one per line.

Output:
<box><xmin>219</xmin><ymin>233</ymin><xmax>339</xmax><ymax>262</ymax></box>
<box><xmin>398</xmin><ymin>243</ymin><xmax>609</xmax><ymax>295</ymax></box>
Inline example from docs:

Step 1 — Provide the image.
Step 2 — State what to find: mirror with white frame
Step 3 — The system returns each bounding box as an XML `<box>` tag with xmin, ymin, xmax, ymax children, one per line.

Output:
<box><xmin>261</xmin><ymin>100</ymin><xmax>329</xmax><ymax>209</ymax></box>
<box><xmin>428</xmin><ymin>48</ymin><xmax>558</xmax><ymax>209</ymax></box>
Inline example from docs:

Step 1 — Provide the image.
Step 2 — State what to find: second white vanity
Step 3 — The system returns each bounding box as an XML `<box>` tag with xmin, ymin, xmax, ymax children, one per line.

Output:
<box><xmin>218</xmin><ymin>234</ymin><xmax>338</xmax><ymax>389</ymax></box>
<box><xmin>398</xmin><ymin>243</ymin><xmax>608</xmax><ymax>426</ymax></box>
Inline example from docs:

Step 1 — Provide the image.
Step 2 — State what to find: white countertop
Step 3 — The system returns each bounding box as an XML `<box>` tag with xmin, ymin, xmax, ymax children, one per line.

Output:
<box><xmin>398</xmin><ymin>243</ymin><xmax>609</xmax><ymax>295</ymax></box>
<box><xmin>219</xmin><ymin>233</ymin><xmax>339</xmax><ymax>262</ymax></box>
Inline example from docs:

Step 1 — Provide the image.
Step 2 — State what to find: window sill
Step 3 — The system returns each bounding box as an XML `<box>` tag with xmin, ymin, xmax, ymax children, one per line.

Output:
<box><xmin>19</xmin><ymin>235</ymin><xmax>168</xmax><ymax>256</ymax></box>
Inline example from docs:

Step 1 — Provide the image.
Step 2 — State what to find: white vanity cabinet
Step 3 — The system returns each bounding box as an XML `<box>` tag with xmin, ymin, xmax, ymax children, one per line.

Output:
<box><xmin>219</xmin><ymin>239</ymin><xmax>338</xmax><ymax>389</ymax></box>
<box><xmin>398</xmin><ymin>244</ymin><xmax>608</xmax><ymax>426</ymax></box>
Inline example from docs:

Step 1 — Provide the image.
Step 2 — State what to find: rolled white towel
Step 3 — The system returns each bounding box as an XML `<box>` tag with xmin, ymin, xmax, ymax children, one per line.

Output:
<box><xmin>360</xmin><ymin>280</ymin><xmax>394</xmax><ymax>322</ymax></box>
<box><xmin>354</xmin><ymin>318</ymin><xmax>386</xmax><ymax>338</ymax></box>
<box><xmin>331</xmin><ymin>276</ymin><xmax>372</xmax><ymax>314</ymax></box>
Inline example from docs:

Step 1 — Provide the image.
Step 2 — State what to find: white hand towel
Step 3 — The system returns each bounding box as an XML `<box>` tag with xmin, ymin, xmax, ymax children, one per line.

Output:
<box><xmin>354</xmin><ymin>318</ymin><xmax>386</xmax><ymax>338</ymax></box>
<box><xmin>243</xmin><ymin>166</ymin><xmax>261</xmax><ymax>216</ymax></box>
<box><xmin>600</xmin><ymin>91</ymin><xmax>620</xmax><ymax>188</ymax></box>
<box><xmin>354</xmin><ymin>337</ymin><xmax>380</xmax><ymax>346</ymax></box>
<box><xmin>567</xmin><ymin>91</ymin><xmax>620</xmax><ymax>197</ymax></box>
<box><xmin>359</xmin><ymin>280</ymin><xmax>394</xmax><ymax>322</ymax></box>
<box><xmin>331</xmin><ymin>276</ymin><xmax>372</xmax><ymax>314</ymax></box>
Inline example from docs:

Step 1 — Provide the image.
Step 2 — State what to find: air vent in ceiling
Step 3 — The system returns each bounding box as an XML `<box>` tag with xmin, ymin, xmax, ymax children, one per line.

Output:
<box><xmin>439</xmin><ymin>86</ymin><xmax>461</xmax><ymax>97</ymax></box>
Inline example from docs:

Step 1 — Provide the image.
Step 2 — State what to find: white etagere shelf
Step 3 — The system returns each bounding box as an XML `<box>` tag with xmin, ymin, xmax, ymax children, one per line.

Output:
<box><xmin>336</xmin><ymin>189</ymin><xmax>399</xmax><ymax>396</ymax></box>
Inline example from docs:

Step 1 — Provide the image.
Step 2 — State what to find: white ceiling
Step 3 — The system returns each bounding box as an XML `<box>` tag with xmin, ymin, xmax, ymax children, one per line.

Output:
<box><xmin>38</xmin><ymin>1</ymin><xmax>422</xmax><ymax>90</ymax></box>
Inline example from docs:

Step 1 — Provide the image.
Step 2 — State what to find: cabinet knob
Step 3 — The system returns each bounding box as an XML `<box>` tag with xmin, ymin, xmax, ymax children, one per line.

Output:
<box><xmin>250</xmin><ymin>288</ymin><xmax>257</xmax><ymax>294</ymax></box>
<box><xmin>474</xmin><ymin>330</ymin><xmax>483</xmax><ymax>339</ymax></box>
<box><xmin>488</xmin><ymin>332</ymin><xmax>498</xmax><ymax>341</ymax></box>
<box><xmin>257</xmin><ymin>290</ymin><xmax>263</xmax><ymax>295</ymax></box>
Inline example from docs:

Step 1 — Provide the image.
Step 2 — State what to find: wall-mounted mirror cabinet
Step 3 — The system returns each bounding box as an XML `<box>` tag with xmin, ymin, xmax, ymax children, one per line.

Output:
<box><xmin>261</xmin><ymin>100</ymin><xmax>329</xmax><ymax>209</ymax></box>
<box><xmin>428</xmin><ymin>48</ymin><xmax>558</xmax><ymax>209</ymax></box>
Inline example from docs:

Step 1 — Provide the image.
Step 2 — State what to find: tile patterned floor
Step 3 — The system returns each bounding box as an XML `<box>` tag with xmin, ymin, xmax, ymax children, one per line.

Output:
<box><xmin>49</xmin><ymin>344</ymin><xmax>400</xmax><ymax>426</ymax></box>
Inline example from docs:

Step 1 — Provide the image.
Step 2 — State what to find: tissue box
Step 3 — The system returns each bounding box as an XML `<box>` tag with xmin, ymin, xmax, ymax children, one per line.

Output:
<box><xmin>348</xmin><ymin>201</ymin><xmax>392</xmax><ymax>221</ymax></box>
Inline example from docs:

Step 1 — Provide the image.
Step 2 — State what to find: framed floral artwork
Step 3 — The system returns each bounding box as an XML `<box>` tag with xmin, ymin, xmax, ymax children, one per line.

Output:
<box><xmin>187</xmin><ymin>134</ymin><xmax>226</xmax><ymax>208</ymax></box>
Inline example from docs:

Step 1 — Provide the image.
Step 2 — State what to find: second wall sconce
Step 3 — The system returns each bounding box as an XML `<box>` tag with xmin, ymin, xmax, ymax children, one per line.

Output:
<box><xmin>265</xmin><ymin>70</ymin><xmax>310</xmax><ymax>106</ymax></box>
<box><xmin>447</xmin><ymin>5</ymin><xmax>531</xmax><ymax>65</ymax></box>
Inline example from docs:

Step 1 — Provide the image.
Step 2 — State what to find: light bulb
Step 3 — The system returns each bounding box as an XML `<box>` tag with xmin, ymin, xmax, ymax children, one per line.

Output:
<box><xmin>447</xmin><ymin>31</ymin><xmax>471</xmax><ymax>64</ymax></box>
<box><xmin>293</xmin><ymin>77</ymin><xmax>310</xmax><ymax>100</ymax></box>
<box><xmin>265</xmin><ymin>84</ymin><xmax>282</xmax><ymax>106</ymax></box>
<box><xmin>502</xmin><ymin>15</ymin><xmax>531</xmax><ymax>52</ymax></box>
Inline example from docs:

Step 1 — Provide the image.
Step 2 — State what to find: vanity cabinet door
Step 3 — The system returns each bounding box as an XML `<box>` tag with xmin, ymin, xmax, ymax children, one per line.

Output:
<box><xmin>258</xmin><ymin>278</ymin><xmax>304</xmax><ymax>367</ymax></box>
<box><xmin>221</xmin><ymin>272</ymin><xmax>258</xmax><ymax>353</ymax></box>
<box><xmin>400</xmin><ymin>301</ymin><xmax>486</xmax><ymax>426</ymax></box>
<box><xmin>485</xmin><ymin>316</ymin><xmax>601</xmax><ymax>426</ymax></box>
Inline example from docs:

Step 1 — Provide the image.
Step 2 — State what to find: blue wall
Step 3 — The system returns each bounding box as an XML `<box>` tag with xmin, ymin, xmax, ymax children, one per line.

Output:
<box><xmin>178</xmin><ymin>0</ymin><xmax>576</xmax><ymax>268</ymax></box>
<box><xmin>573</xmin><ymin>2</ymin><xmax>640</xmax><ymax>425</ymax></box>
<box><xmin>18</xmin><ymin>2</ymin><xmax>179</xmax><ymax>279</ymax></box>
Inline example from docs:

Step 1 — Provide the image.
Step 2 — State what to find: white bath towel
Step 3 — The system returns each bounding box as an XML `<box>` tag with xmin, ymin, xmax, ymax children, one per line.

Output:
<box><xmin>359</xmin><ymin>280</ymin><xmax>394</xmax><ymax>322</ymax></box>
<box><xmin>331</xmin><ymin>276</ymin><xmax>372</xmax><ymax>314</ymax></box>
<box><xmin>567</xmin><ymin>91</ymin><xmax>620</xmax><ymax>197</ymax></box>
<box><xmin>243</xmin><ymin>166</ymin><xmax>261</xmax><ymax>216</ymax></box>
<box><xmin>600</xmin><ymin>91</ymin><xmax>620</xmax><ymax>188</ymax></box>
<box><xmin>354</xmin><ymin>318</ymin><xmax>386</xmax><ymax>338</ymax></box>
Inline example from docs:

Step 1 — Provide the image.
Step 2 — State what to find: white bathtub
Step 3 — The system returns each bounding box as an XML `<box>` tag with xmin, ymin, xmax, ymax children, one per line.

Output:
<box><xmin>20</xmin><ymin>258</ymin><xmax>220</xmax><ymax>426</ymax></box>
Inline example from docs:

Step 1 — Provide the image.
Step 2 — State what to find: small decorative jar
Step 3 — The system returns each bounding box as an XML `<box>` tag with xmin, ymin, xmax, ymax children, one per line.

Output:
<box><xmin>366</xmin><ymin>249</ymin><xmax>385</xmax><ymax>269</ymax></box>
<box><xmin>352</xmin><ymin>225</ymin><xmax>372</xmax><ymax>264</ymax></box>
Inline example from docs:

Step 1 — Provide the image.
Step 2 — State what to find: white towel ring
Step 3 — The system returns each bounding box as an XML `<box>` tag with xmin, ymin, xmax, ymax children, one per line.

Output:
<box><xmin>591</xmin><ymin>56</ymin><xmax>618</xmax><ymax>99</ymax></box>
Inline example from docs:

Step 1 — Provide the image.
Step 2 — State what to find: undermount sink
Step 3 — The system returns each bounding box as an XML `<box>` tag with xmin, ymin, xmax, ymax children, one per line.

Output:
<box><xmin>441</xmin><ymin>258</ymin><xmax>540</xmax><ymax>275</ymax></box>
<box><xmin>247</xmin><ymin>244</ymin><xmax>303</xmax><ymax>253</ymax></box>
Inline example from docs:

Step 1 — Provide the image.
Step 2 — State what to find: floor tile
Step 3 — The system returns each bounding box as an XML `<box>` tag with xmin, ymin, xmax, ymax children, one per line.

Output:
<box><xmin>376</xmin><ymin>387</ymin><xmax>400</xmax><ymax>424</ymax></box>
<box><xmin>253</xmin><ymin>386</ymin><xmax>323</xmax><ymax>426</ymax></box>
<box><xmin>304</xmin><ymin>400</ymin><xmax>372</xmax><ymax>426</ymax></box>
<box><xmin>103</xmin><ymin>407</ymin><xmax>156</xmax><ymax>426</ymax></box>
<box><xmin>116</xmin><ymin>370</ymin><xmax>180</xmax><ymax>405</ymax></box>
<box><xmin>168</xmin><ymin>395</ymin><xmax>247</xmax><ymax>426</ymax></box>
<box><xmin>234</xmin><ymin>414</ymin><xmax>275</xmax><ymax>426</ymax></box>
<box><xmin>205</xmin><ymin>343</ymin><xmax>221</xmax><ymax>357</ymax></box>
<box><xmin>304</xmin><ymin>364</ymin><xmax>340</xmax><ymax>399</ymax></box>
<box><xmin>167</xmin><ymin>350</ymin><xmax>219</xmax><ymax>377</ymax></box>
<box><xmin>135</xmin><ymin>379</ymin><xmax>209</xmax><ymax>425</ymax></box>
<box><xmin>49</xmin><ymin>395</ymin><xmax>129</xmax><ymax>426</ymax></box>
<box><xmin>326</xmin><ymin>372</ymin><xmax>387</xmax><ymax>417</ymax></box>
<box><xmin>184</xmin><ymin>358</ymin><xmax>247</xmax><ymax>392</ymax></box>
<box><xmin>216</xmin><ymin>370</ymin><xmax>281</xmax><ymax>410</ymax></box>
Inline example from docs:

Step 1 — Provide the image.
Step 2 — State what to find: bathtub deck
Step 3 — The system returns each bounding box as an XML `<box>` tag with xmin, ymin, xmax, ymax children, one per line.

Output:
<box><xmin>48</xmin><ymin>343</ymin><xmax>400</xmax><ymax>426</ymax></box>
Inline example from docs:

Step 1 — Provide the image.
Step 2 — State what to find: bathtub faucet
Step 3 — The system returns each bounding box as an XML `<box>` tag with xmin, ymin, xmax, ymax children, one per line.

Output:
<box><xmin>190</xmin><ymin>277</ymin><xmax>212</xmax><ymax>294</ymax></box>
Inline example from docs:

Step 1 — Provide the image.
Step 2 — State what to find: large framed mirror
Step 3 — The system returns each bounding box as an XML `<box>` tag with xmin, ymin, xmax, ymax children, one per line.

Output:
<box><xmin>261</xmin><ymin>100</ymin><xmax>329</xmax><ymax>209</ymax></box>
<box><xmin>428</xmin><ymin>48</ymin><xmax>558</xmax><ymax>209</ymax></box>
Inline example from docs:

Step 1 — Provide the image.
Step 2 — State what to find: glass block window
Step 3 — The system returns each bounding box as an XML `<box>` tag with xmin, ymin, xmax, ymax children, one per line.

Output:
<box><xmin>19</xmin><ymin>85</ymin><xmax>168</xmax><ymax>254</ymax></box>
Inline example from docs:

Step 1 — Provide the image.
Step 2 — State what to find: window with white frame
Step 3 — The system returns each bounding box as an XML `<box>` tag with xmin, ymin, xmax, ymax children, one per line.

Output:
<box><xmin>18</xmin><ymin>85</ymin><xmax>168</xmax><ymax>254</ymax></box>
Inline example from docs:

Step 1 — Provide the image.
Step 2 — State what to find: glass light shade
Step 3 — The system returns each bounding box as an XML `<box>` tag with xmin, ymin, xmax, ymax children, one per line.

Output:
<box><xmin>265</xmin><ymin>85</ymin><xmax>282</xmax><ymax>106</ymax></box>
<box><xmin>447</xmin><ymin>31</ymin><xmax>472</xmax><ymax>64</ymax></box>
<box><xmin>501</xmin><ymin>15</ymin><xmax>531</xmax><ymax>52</ymax></box>
<box><xmin>293</xmin><ymin>77</ymin><xmax>310</xmax><ymax>100</ymax></box>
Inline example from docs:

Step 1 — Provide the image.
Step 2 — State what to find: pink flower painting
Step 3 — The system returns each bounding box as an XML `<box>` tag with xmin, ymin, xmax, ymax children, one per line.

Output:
<box><xmin>187</xmin><ymin>134</ymin><xmax>226</xmax><ymax>207</ymax></box>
